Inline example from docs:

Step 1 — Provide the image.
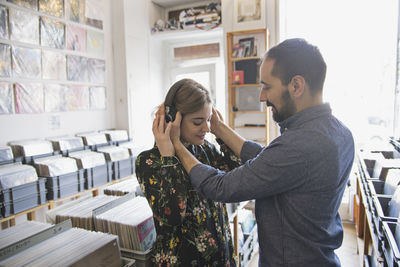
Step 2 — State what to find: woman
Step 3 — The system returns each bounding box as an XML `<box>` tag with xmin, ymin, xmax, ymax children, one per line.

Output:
<box><xmin>135</xmin><ymin>79</ymin><xmax>240</xmax><ymax>266</ymax></box>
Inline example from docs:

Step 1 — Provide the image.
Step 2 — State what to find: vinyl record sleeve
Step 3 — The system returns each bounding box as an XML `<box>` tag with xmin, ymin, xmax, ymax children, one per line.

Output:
<box><xmin>65</xmin><ymin>0</ymin><xmax>85</xmax><ymax>23</ymax></box>
<box><xmin>66</xmin><ymin>85</ymin><xmax>89</xmax><ymax>111</ymax></box>
<box><xmin>42</xmin><ymin>50</ymin><xmax>66</xmax><ymax>80</ymax></box>
<box><xmin>44</xmin><ymin>84</ymin><xmax>68</xmax><ymax>112</ymax></box>
<box><xmin>0</xmin><ymin>5</ymin><xmax>9</xmax><ymax>39</ymax></box>
<box><xmin>67</xmin><ymin>55</ymin><xmax>87</xmax><ymax>82</ymax></box>
<box><xmin>89</xmin><ymin>86</ymin><xmax>106</xmax><ymax>110</ymax></box>
<box><xmin>87</xmin><ymin>29</ymin><xmax>104</xmax><ymax>57</ymax></box>
<box><xmin>14</xmin><ymin>82</ymin><xmax>44</xmax><ymax>113</ymax></box>
<box><xmin>40</xmin><ymin>16</ymin><xmax>65</xmax><ymax>49</ymax></box>
<box><xmin>66</xmin><ymin>24</ymin><xmax>86</xmax><ymax>52</ymax></box>
<box><xmin>39</xmin><ymin>0</ymin><xmax>63</xmax><ymax>18</ymax></box>
<box><xmin>9</xmin><ymin>8</ymin><xmax>39</xmax><ymax>44</ymax></box>
<box><xmin>87</xmin><ymin>58</ymin><xmax>105</xmax><ymax>83</ymax></box>
<box><xmin>7</xmin><ymin>0</ymin><xmax>38</xmax><ymax>10</ymax></box>
<box><xmin>0</xmin><ymin>43</ymin><xmax>11</xmax><ymax>77</ymax></box>
<box><xmin>0</xmin><ymin>82</ymin><xmax>13</xmax><ymax>114</ymax></box>
<box><xmin>12</xmin><ymin>46</ymin><xmax>41</xmax><ymax>79</ymax></box>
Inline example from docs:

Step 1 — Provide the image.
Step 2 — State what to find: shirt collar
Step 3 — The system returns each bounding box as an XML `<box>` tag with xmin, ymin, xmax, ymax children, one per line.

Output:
<box><xmin>278</xmin><ymin>103</ymin><xmax>332</xmax><ymax>134</ymax></box>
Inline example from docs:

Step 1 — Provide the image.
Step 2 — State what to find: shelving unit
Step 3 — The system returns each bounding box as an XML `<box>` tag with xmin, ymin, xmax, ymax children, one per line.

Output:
<box><xmin>226</xmin><ymin>28</ymin><xmax>270</xmax><ymax>146</ymax></box>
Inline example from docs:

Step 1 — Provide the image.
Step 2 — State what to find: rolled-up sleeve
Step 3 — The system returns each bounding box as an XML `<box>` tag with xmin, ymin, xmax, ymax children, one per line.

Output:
<box><xmin>240</xmin><ymin>140</ymin><xmax>264</xmax><ymax>162</ymax></box>
<box><xmin>189</xmin><ymin>139</ymin><xmax>307</xmax><ymax>203</ymax></box>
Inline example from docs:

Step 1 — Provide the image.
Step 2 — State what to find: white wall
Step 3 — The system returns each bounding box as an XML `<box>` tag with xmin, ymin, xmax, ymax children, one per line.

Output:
<box><xmin>0</xmin><ymin>0</ymin><xmax>116</xmax><ymax>145</ymax></box>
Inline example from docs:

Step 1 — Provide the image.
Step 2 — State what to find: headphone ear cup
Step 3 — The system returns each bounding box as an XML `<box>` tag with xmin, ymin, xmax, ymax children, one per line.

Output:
<box><xmin>164</xmin><ymin>79</ymin><xmax>186</xmax><ymax>122</ymax></box>
<box><xmin>165</xmin><ymin>106</ymin><xmax>177</xmax><ymax>122</ymax></box>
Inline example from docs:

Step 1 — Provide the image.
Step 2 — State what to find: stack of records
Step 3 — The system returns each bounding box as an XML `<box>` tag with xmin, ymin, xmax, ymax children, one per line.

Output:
<box><xmin>69</xmin><ymin>150</ymin><xmax>110</xmax><ymax>189</ymax></box>
<box><xmin>34</xmin><ymin>155</ymin><xmax>78</xmax><ymax>177</ymax></box>
<box><xmin>8</xmin><ymin>139</ymin><xmax>54</xmax><ymax>164</ymax></box>
<box><xmin>34</xmin><ymin>156</ymin><xmax>84</xmax><ymax>200</ymax></box>
<box><xmin>97</xmin><ymin>146</ymin><xmax>133</xmax><ymax>180</ymax></box>
<box><xmin>0</xmin><ymin>164</ymin><xmax>46</xmax><ymax>217</ymax></box>
<box><xmin>48</xmin><ymin>136</ymin><xmax>85</xmax><ymax>156</ymax></box>
<box><xmin>94</xmin><ymin>196</ymin><xmax>156</xmax><ymax>252</ymax></box>
<box><xmin>54</xmin><ymin>195</ymin><xmax>119</xmax><ymax>230</ymax></box>
<box><xmin>103</xmin><ymin>178</ymin><xmax>140</xmax><ymax>196</ymax></box>
<box><xmin>100</xmin><ymin>129</ymin><xmax>130</xmax><ymax>145</ymax></box>
<box><xmin>0</xmin><ymin>222</ymin><xmax>122</xmax><ymax>267</ymax></box>
<box><xmin>76</xmin><ymin>132</ymin><xmax>108</xmax><ymax>150</ymax></box>
<box><xmin>117</xmin><ymin>141</ymin><xmax>140</xmax><ymax>174</ymax></box>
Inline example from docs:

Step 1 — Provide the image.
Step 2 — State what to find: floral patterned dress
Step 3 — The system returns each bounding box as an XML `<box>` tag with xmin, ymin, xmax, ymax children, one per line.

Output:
<box><xmin>135</xmin><ymin>139</ymin><xmax>240</xmax><ymax>267</ymax></box>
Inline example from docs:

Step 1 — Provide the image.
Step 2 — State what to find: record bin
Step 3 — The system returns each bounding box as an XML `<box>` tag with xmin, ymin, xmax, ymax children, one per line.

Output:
<box><xmin>85</xmin><ymin>162</ymin><xmax>112</xmax><ymax>189</ymax></box>
<box><xmin>382</xmin><ymin>221</ymin><xmax>400</xmax><ymax>267</ymax></box>
<box><xmin>44</xmin><ymin>169</ymin><xmax>85</xmax><ymax>200</ymax></box>
<box><xmin>0</xmin><ymin>146</ymin><xmax>14</xmax><ymax>165</ymax></box>
<box><xmin>1</xmin><ymin>178</ymin><xmax>47</xmax><ymax>217</ymax></box>
<box><xmin>113</xmin><ymin>157</ymin><xmax>134</xmax><ymax>180</ymax></box>
<box><xmin>120</xmin><ymin>248</ymin><xmax>152</xmax><ymax>267</ymax></box>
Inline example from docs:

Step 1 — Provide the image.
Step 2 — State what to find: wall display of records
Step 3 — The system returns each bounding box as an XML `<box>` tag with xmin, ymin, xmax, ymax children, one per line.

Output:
<box><xmin>0</xmin><ymin>0</ymin><xmax>106</xmax><ymax>115</ymax></box>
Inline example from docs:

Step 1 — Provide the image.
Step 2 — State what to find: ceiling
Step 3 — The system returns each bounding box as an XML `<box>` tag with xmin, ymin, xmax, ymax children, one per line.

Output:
<box><xmin>151</xmin><ymin>0</ymin><xmax>205</xmax><ymax>8</ymax></box>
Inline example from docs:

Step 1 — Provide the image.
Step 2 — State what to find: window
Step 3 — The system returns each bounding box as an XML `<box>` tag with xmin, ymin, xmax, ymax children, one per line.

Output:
<box><xmin>279</xmin><ymin>0</ymin><xmax>398</xmax><ymax>147</ymax></box>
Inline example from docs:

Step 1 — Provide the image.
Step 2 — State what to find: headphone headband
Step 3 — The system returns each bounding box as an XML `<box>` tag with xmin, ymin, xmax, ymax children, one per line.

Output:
<box><xmin>165</xmin><ymin>79</ymin><xmax>186</xmax><ymax>122</ymax></box>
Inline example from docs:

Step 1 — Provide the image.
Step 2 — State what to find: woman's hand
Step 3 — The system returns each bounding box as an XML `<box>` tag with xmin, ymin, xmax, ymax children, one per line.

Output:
<box><xmin>152</xmin><ymin>104</ymin><xmax>175</xmax><ymax>156</ymax></box>
<box><xmin>210</xmin><ymin>108</ymin><xmax>224</xmax><ymax>137</ymax></box>
<box><xmin>170</xmin><ymin>111</ymin><xmax>182</xmax><ymax>145</ymax></box>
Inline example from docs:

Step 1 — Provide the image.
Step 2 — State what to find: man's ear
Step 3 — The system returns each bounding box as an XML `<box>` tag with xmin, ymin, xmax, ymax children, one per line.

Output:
<box><xmin>289</xmin><ymin>75</ymin><xmax>306</xmax><ymax>98</ymax></box>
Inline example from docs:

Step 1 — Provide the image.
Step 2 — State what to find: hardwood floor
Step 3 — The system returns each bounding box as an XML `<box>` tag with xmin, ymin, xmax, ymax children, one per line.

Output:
<box><xmin>247</xmin><ymin>222</ymin><xmax>359</xmax><ymax>267</ymax></box>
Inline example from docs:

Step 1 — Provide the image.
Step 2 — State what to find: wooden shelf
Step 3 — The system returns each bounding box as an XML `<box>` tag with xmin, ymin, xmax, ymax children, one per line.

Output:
<box><xmin>231</xmin><ymin>56</ymin><xmax>261</xmax><ymax>62</ymax></box>
<box><xmin>226</xmin><ymin>29</ymin><xmax>269</xmax><ymax>265</ymax></box>
<box><xmin>235</xmin><ymin>126</ymin><xmax>265</xmax><ymax>129</ymax></box>
<box><xmin>231</xmin><ymin>83</ymin><xmax>260</xmax><ymax>87</ymax></box>
<box><xmin>233</xmin><ymin>110</ymin><xmax>264</xmax><ymax>114</ymax></box>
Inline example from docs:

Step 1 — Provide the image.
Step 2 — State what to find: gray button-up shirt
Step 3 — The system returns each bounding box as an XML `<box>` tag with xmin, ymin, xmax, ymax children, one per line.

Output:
<box><xmin>189</xmin><ymin>103</ymin><xmax>355</xmax><ymax>267</ymax></box>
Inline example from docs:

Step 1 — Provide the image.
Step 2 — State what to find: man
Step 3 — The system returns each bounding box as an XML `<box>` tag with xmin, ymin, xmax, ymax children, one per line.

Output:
<box><xmin>165</xmin><ymin>38</ymin><xmax>355</xmax><ymax>266</ymax></box>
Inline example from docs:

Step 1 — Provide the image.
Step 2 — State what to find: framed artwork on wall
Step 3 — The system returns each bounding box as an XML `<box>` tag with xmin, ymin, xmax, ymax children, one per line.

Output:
<box><xmin>233</xmin><ymin>0</ymin><xmax>265</xmax><ymax>30</ymax></box>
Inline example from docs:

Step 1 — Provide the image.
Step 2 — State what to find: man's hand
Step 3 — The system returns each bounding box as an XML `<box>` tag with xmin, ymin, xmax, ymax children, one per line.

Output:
<box><xmin>210</xmin><ymin>108</ymin><xmax>225</xmax><ymax>138</ymax></box>
<box><xmin>152</xmin><ymin>104</ymin><xmax>174</xmax><ymax>156</ymax></box>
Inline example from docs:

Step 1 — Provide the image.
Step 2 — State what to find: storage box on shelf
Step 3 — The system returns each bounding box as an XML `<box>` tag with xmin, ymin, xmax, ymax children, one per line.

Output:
<box><xmin>382</xmin><ymin>221</ymin><xmax>400</xmax><ymax>267</ymax></box>
<box><xmin>117</xmin><ymin>141</ymin><xmax>141</xmax><ymax>174</ymax></box>
<box><xmin>76</xmin><ymin>132</ymin><xmax>109</xmax><ymax>151</ymax></box>
<box><xmin>227</xmin><ymin>29</ymin><xmax>270</xmax><ymax>146</ymax></box>
<box><xmin>96</xmin><ymin>146</ymin><xmax>135</xmax><ymax>180</ymax></box>
<box><xmin>0</xmin><ymin>146</ymin><xmax>14</xmax><ymax>165</ymax></box>
<box><xmin>356</xmin><ymin>149</ymin><xmax>386</xmax><ymax>265</ymax></box>
<box><xmin>355</xmin><ymin>140</ymin><xmax>400</xmax><ymax>266</ymax></box>
<box><xmin>0</xmin><ymin>164</ymin><xmax>47</xmax><ymax>218</ymax></box>
<box><xmin>100</xmin><ymin>129</ymin><xmax>130</xmax><ymax>146</ymax></box>
<box><xmin>103</xmin><ymin>177</ymin><xmax>140</xmax><ymax>196</ymax></box>
<box><xmin>47</xmin><ymin>136</ymin><xmax>87</xmax><ymax>156</ymax></box>
<box><xmin>8</xmin><ymin>139</ymin><xmax>56</xmax><ymax>165</ymax></box>
<box><xmin>69</xmin><ymin>150</ymin><xmax>112</xmax><ymax>189</ymax></box>
<box><xmin>0</xmin><ymin>220</ymin><xmax>124</xmax><ymax>267</ymax></box>
<box><xmin>33</xmin><ymin>155</ymin><xmax>85</xmax><ymax>200</ymax></box>
<box><xmin>120</xmin><ymin>248</ymin><xmax>152</xmax><ymax>267</ymax></box>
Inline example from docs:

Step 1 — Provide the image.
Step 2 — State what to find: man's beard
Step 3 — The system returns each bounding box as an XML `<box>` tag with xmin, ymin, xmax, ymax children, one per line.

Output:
<box><xmin>268</xmin><ymin>89</ymin><xmax>296</xmax><ymax>123</ymax></box>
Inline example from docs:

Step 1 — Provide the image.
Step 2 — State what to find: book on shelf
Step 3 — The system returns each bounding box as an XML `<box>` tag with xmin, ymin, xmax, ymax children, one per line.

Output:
<box><xmin>232</xmin><ymin>70</ymin><xmax>244</xmax><ymax>84</ymax></box>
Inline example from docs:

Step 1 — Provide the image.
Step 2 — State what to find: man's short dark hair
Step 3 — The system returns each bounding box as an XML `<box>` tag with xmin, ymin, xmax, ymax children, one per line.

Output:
<box><xmin>264</xmin><ymin>38</ymin><xmax>327</xmax><ymax>94</ymax></box>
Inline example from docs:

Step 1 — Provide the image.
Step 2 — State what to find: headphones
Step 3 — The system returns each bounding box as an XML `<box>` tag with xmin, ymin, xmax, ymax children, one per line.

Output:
<box><xmin>164</xmin><ymin>80</ymin><xmax>186</xmax><ymax>122</ymax></box>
